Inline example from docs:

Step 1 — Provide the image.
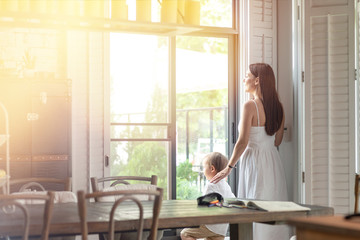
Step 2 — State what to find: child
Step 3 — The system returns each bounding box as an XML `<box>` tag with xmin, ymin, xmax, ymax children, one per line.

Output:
<box><xmin>180</xmin><ymin>152</ymin><xmax>235</xmax><ymax>240</ymax></box>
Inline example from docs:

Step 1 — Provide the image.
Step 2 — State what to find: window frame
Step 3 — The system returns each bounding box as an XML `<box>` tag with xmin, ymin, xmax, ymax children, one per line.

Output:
<box><xmin>104</xmin><ymin>1</ymin><xmax>240</xmax><ymax>199</ymax></box>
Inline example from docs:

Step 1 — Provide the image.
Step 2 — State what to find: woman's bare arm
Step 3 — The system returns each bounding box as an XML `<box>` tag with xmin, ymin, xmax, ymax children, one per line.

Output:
<box><xmin>274</xmin><ymin>111</ymin><xmax>285</xmax><ymax>147</ymax></box>
<box><xmin>210</xmin><ymin>101</ymin><xmax>254</xmax><ymax>183</ymax></box>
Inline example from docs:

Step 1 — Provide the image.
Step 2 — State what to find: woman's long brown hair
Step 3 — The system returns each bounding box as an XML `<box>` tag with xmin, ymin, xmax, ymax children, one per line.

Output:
<box><xmin>249</xmin><ymin>63</ymin><xmax>283</xmax><ymax>136</ymax></box>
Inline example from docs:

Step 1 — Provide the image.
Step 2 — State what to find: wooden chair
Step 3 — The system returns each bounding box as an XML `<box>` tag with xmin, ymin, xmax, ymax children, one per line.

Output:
<box><xmin>0</xmin><ymin>191</ymin><xmax>55</xmax><ymax>240</ymax></box>
<box><xmin>8</xmin><ymin>177</ymin><xmax>72</xmax><ymax>193</ymax></box>
<box><xmin>90</xmin><ymin>175</ymin><xmax>163</xmax><ymax>240</ymax></box>
<box><xmin>7</xmin><ymin>178</ymin><xmax>75</xmax><ymax>240</ymax></box>
<box><xmin>355</xmin><ymin>174</ymin><xmax>360</xmax><ymax>213</ymax></box>
<box><xmin>91</xmin><ymin>175</ymin><xmax>157</xmax><ymax>193</ymax></box>
<box><xmin>77</xmin><ymin>187</ymin><xmax>163</xmax><ymax>240</ymax></box>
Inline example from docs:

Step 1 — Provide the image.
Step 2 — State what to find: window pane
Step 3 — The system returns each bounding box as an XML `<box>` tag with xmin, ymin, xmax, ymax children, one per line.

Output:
<box><xmin>176</xmin><ymin>36</ymin><xmax>228</xmax><ymax>199</ymax></box>
<box><xmin>110</xmin><ymin>33</ymin><xmax>170</xmax><ymax>199</ymax></box>
<box><xmin>110</xmin><ymin>33</ymin><xmax>169</xmax><ymax>124</ymax></box>
<box><xmin>110</xmin><ymin>141</ymin><xmax>169</xmax><ymax>199</ymax></box>
<box><xmin>200</xmin><ymin>0</ymin><xmax>233</xmax><ymax>27</ymax></box>
<box><xmin>111</xmin><ymin>125</ymin><xmax>169</xmax><ymax>139</ymax></box>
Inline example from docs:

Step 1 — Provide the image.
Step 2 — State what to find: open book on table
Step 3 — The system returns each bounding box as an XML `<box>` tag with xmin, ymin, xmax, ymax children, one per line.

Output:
<box><xmin>225</xmin><ymin>198</ymin><xmax>311</xmax><ymax>212</ymax></box>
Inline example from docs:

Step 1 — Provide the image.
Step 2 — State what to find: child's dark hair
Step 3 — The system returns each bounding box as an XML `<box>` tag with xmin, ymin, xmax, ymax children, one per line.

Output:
<box><xmin>204</xmin><ymin>152</ymin><xmax>228</xmax><ymax>172</ymax></box>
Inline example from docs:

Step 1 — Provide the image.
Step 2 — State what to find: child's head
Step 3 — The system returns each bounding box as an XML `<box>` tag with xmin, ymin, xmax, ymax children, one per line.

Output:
<box><xmin>202</xmin><ymin>152</ymin><xmax>228</xmax><ymax>180</ymax></box>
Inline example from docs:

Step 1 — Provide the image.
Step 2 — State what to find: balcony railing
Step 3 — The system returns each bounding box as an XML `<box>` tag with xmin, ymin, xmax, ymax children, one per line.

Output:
<box><xmin>110</xmin><ymin>106</ymin><xmax>228</xmax><ymax>197</ymax></box>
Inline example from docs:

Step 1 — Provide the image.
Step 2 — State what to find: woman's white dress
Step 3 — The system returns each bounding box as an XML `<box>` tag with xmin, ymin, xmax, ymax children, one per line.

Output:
<box><xmin>237</xmin><ymin>100</ymin><xmax>291</xmax><ymax>240</ymax></box>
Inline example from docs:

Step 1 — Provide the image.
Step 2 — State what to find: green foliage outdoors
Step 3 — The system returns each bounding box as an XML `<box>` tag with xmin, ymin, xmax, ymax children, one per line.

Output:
<box><xmin>176</xmin><ymin>159</ymin><xmax>202</xmax><ymax>199</ymax></box>
<box><xmin>176</xmin><ymin>178</ymin><xmax>202</xmax><ymax>200</ymax></box>
<box><xmin>176</xmin><ymin>89</ymin><xmax>228</xmax><ymax>158</ymax></box>
<box><xmin>176</xmin><ymin>89</ymin><xmax>227</xmax><ymax>109</ymax></box>
<box><xmin>111</xmin><ymin>78</ymin><xmax>227</xmax><ymax>200</ymax></box>
<box><xmin>121</xmin><ymin>141</ymin><xmax>168</xmax><ymax>191</ymax></box>
<box><xmin>177</xmin><ymin>159</ymin><xmax>199</xmax><ymax>182</ymax></box>
<box><xmin>111</xmin><ymin>83</ymin><xmax>168</xmax><ymax>198</ymax></box>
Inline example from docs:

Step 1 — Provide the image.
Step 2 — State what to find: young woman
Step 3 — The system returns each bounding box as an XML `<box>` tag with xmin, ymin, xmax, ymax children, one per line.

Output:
<box><xmin>211</xmin><ymin>63</ymin><xmax>290</xmax><ymax>240</ymax></box>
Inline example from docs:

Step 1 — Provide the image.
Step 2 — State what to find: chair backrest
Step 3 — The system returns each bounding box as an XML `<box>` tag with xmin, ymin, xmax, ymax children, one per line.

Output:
<box><xmin>0</xmin><ymin>191</ymin><xmax>55</xmax><ymax>240</ymax></box>
<box><xmin>77</xmin><ymin>187</ymin><xmax>163</xmax><ymax>240</ymax></box>
<box><xmin>8</xmin><ymin>177</ymin><xmax>72</xmax><ymax>193</ymax></box>
<box><xmin>355</xmin><ymin>174</ymin><xmax>360</xmax><ymax>213</ymax></box>
<box><xmin>90</xmin><ymin>175</ymin><xmax>157</xmax><ymax>193</ymax></box>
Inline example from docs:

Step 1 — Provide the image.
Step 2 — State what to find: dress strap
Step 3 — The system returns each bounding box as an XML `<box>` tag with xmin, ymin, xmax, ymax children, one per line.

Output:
<box><xmin>252</xmin><ymin>99</ymin><xmax>260</xmax><ymax>126</ymax></box>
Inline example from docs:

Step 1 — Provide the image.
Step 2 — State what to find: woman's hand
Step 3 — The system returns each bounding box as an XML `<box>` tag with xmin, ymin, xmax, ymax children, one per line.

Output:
<box><xmin>210</xmin><ymin>166</ymin><xmax>232</xmax><ymax>184</ymax></box>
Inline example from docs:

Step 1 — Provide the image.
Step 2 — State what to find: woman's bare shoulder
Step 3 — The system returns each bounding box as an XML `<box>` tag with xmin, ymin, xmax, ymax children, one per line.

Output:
<box><xmin>240</xmin><ymin>100</ymin><xmax>257</xmax><ymax>118</ymax></box>
<box><xmin>243</xmin><ymin>100</ymin><xmax>256</xmax><ymax>111</ymax></box>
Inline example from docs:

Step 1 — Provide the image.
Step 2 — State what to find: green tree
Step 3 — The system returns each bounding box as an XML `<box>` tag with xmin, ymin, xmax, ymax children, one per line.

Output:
<box><xmin>113</xmin><ymin>83</ymin><xmax>168</xmax><ymax>197</ymax></box>
<box><xmin>124</xmin><ymin>141</ymin><xmax>167</xmax><ymax>191</ymax></box>
<box><xmin>176</xmin><ymin>159</ymin><xmax>202</xmax><ymax>199</ymax></box>
<box><xmin>176</xmin><ymin>178</ymin><xmax>202</xmax><ymax>200</ymax></box>
<box><xmin>177</xmin><ymin>159</ymin><xmax>199</xmax><ymax>182</ymax></box>
<box><xmin>176</xmin><ymin>89</ymin><xmax>227</xmax><ymax>109</ymax></box>
<box><xmin>112</xmin><ymin>78</ymin><xmax>227</xmax><ymax>200</ymax></box>
<box><xmin>176</xmin><ymin>89</ymin><xmax>227</xmax><ymax>156</ymax></box>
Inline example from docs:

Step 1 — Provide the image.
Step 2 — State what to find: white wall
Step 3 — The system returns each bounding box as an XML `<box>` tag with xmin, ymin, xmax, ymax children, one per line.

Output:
<box><xmin>69</xmin><ymin>32</ymin><xmax>105</xmax><ymax>193</ymax></box>
<box><xmin>68</xmin><ymin>31</ymin><xmax>90</xmax><ymax>193</ymax></box>
<box><xmin>277</xmin><ymin>0</ymin><xmax>298</xmax><ymax>201</ymax></box>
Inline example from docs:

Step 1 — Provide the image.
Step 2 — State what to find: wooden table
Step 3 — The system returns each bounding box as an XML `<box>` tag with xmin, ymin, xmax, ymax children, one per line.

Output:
<box><xmin>0</xmin><ymin>200</ymin><xmax>333</xmax><ymax>240</ymax></box>
<box><xmin>288</xmin><ymin>215</ymin><xmax>360</xmax><ymax>240</ymax></box>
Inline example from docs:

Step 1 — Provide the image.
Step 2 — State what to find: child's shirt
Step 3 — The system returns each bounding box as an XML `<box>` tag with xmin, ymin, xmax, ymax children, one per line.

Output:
<box><xmin>204</xmin><ymin>179</ymin><xmax>235</xmax><ymax>236</ymax></box>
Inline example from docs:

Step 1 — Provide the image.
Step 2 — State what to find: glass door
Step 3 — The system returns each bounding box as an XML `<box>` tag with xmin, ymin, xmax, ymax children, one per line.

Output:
<box><xmin>109</xmin><ymin>33</ymin><xmax>231</xmax><ymax>200</ymax></box>
<box><xmin>175</xmin><ymin>36</ymin><xmax>229</xmax><ymax>199</ymax></box>
<box><xmin>109</xmin><ymin>0</ymin><xmax>235</xmax><ymax>199</ymax></box>
<box><xmin>109</xmin><ymin>33</ymin><xmax>171</xmax><ymax>198</ymax></box>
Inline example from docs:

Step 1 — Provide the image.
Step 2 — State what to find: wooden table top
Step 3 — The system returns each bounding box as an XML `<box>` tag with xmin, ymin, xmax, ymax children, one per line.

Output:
<box><xmin>0</xmin><ymin>200</ymin><xmax>334</xmax><ymax>237</ymax></box>
<box><xmin>288</xmin><ymin>215</ymin><xmax>360</xmax><ymax>237</ymax></box>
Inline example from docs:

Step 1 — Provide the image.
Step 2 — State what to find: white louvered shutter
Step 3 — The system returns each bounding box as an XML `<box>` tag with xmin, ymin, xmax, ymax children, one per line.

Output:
<box><xmin>303</xmin><ymin>0</ymin><xmax>355</xmax><ymax>214</ymax></box>
<box><xmin>248</xmin><ymin>0</ymin><xmax>277</xmax><ymax>75</ymax></box>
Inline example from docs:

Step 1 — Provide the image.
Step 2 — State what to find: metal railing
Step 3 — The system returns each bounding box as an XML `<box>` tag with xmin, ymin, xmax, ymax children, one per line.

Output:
<box><xmin>111</xmin><ymin>106</ymin><xmax>229</xmax><ymax>196</ymax></box>
<box><xmin>111</xmin><ymin>106</ymin><xmax>228</xmax><ymax>158</ymax></box>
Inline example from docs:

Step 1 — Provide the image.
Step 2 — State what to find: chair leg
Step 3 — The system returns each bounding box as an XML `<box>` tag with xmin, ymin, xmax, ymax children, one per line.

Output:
<box><xmin>99</xmin><ymin>234</ymin><xmax>106</xmax><ymax>240</ymax></box>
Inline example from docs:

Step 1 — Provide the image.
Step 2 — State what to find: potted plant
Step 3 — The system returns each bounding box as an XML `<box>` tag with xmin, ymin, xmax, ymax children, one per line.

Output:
<box><xmin>23</xmin><ymin>49</ymin><xmax>36</xmax><ymax>78</ymax></box>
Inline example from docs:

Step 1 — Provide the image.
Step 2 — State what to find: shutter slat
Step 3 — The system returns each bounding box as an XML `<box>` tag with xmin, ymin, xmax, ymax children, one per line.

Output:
<box><xmin>311</xmin><ymin>0</ymin><xmax>349</xmax><ymax>8</ymax></box>
<box><xmin>249</xmin><ymin>0</ymin><xmax>276</xmax><ymax>69</ymax></box>
<box><xmin>306</xmin><ymin>0</ymin><xmax>354</xmax><ymax>214</ymax></box>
